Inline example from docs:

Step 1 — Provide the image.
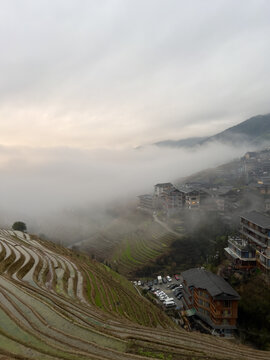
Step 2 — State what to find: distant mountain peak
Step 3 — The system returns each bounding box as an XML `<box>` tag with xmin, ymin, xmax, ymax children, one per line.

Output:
<box><xmin>154</xmin><ymin>113</ymin><xmax>270</xmax><ymax>148</ymax></box>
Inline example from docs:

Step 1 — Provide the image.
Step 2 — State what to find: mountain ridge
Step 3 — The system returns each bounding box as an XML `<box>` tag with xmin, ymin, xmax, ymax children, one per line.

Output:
<box><xmin>154</xmin><ymin>113</ymin><xmax>270</xmax><ymax>148</ymax></box>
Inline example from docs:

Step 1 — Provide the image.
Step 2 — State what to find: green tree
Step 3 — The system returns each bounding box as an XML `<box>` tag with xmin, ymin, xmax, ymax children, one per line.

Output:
<box><xmin>12</xmin><ymin>221</ymin><xmax>27</xmax><ymax>232</ymax></box>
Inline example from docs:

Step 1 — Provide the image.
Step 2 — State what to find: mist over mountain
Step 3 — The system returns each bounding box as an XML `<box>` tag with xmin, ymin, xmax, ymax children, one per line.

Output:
<box><xmin>154</xmin><ymin>113</ymin><xmax>270</xmax><ymax>148</ymax></box>
<box><xmin>0</xmin><ymin>140</ymin><xmax>251</xmax><ymax>244</ymax></box>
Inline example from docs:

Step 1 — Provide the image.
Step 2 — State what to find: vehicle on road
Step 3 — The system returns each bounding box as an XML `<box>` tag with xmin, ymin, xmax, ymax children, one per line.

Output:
<box><xmin>165</xmin><ymin>301</ymin><xmax>176</xmax><ymax>308</ymax></box>
<box><xmin>163</xmin><ymin>298</ymin><xmax>174</xmax><ymax>303</ymax></box>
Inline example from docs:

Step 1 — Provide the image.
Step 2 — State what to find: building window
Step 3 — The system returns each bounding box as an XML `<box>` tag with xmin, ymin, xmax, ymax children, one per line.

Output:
<box><xmin>223</xmin><ymin>309</ymin><xmax>231</xmax><ymax>317</ymax></box>
<box><xmin>223</xmin><ymin>300</ymin><xmax>231</xmax><ymax>308</ymax></box>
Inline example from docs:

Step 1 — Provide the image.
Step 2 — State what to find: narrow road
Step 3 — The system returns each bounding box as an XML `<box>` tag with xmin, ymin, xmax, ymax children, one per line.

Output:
<box><xmin>153</xmin><ymin>214</ymin><xmax>182</xmax><ymax>237</ymax></box>
<box><xmin>133</xmin><ymin>285</ymin><xmax>143</xmax><ymax>297</ymax></box>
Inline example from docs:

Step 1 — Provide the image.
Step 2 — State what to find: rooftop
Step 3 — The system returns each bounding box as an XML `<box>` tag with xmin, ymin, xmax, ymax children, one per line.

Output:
<box><xmin>228</xmin><ymin>237</ymin><xmax>253</xmax><ymax>251</ymax></box>
<box><xmin>154</xmin><ymin>183</ymin><xmax>173</xmax><ymax>187</ymax></box>
<box><xmin>182</xmin><ymin>268</ymin><xmax>240</xmax><ymax>300</ymax></box>
<box><xmin>241</xmin><ymin>211</ymin><xmax>270</xmax><ymax>229</ymax></box>
<box><xmin>175</xmin><ymin>185</ymin><xmax>199</xmax><ymax>194</ymax></box>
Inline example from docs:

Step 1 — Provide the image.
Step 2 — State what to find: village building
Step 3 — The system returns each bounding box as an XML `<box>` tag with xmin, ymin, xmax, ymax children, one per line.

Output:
<box><xmin>175</xmin><ymin>185</ymin><xmax>209</xmax><ymax>210</ymax></box>
<box><xmin>256</xmin><ymin>178</ymin><xmax>270</xmax><ymax>195</ymax></box>
<box><xmin>154</xmin><ymin>183</ymin><xmax>174</xmax><ymax>197</ymax></box>
<box><xmin>162</xmin><ymin>187</ymin><xmax>183</xmax><ymax>215</ymax></box>
<box><xmin>138</xmin><ymin>194</ymin><xmax>154</xmax><ymax>210</ymax></box>
<box><xmin>240</xmin><ymin>211</ymin><xmax>270</xmax><ymax>272</ymax></box>
<box><xmin>181</xmin><ymin>268</ymin><xmax>240</xmax><ymax>337</ymax></box>
<box><xmin>224</xmin><ymin>236</ymin><xmax>256</xmax><ymax>269</ymax></box>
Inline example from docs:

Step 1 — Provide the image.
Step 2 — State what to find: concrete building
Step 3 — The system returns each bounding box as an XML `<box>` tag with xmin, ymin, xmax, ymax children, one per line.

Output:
<box><xmin>138</xmin><ymin>194</ymin><xmax>154</xmax><ymax>210</ymax></box>
<box><xmin>240</xmin><ymin>211</ymin><xmax>270</xmax><ymax>272</ymax></box>
<box><xmin>224</xmin><ymin>236</ymin><xmax>256</xmax><ymax>269</ymax></box>
<box><xmin>154</xmin><ymin>183</ymin><xmax>174</xmax><ymax>197</ymax></box>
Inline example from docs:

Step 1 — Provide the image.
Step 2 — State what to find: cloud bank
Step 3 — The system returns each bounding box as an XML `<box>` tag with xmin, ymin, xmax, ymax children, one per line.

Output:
<box><xmin>0</xmin><ymin>0</ymin><xmax>269</xmax><ymax>148</ymax></box>
<box><xmin>0</xmin><ymin>142</ymin><xmax>253</xmax><ymax>242</ymax></box>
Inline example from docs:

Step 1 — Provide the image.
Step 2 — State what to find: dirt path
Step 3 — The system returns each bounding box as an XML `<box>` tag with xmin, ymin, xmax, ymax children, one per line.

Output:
<box><xmin>153</xmin><ymin>214</ymin><xmax>182</xmax><ymax>236</ymax></box>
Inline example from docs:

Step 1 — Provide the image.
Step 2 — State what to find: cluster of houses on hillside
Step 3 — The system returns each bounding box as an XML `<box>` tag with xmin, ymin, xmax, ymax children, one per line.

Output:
<box><xmin>138</xmin><ymin>182</ymin><xmax>212</xmax><ymax>215</ymax></box>
<box><xmin>138</xmin><ymin>181</ymin><xmax>245</xmax><ymax>216</ymax></box>
<box><xmin>138</xmin><ymin>149</ymin><xmax>270</xmax><ymax>217</ymax></box>
<box><xmin>242</xmin><ymin>149</ymin><xmax>270</xmax><ymax>183</ymax></box>
<box><xmin>137</xmin><ymin>148</ymin><xmax>270</xmax><ymax>337</ymax></box>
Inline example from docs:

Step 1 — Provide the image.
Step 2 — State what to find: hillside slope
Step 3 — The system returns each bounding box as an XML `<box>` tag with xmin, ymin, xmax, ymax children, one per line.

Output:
<box><xmin>154</xmin><ymin>113</ymin><xmax>270</xmax><ymax>148</ymax></box>
<box><xmin>0</xmin><ymin>229</ymin><xmax>269</xmax><ymax>359</ymax></box>
<box><xmin>205</xmin><ymin>114</ymin><xmax>270</xmax><ymax>145</ymax></box>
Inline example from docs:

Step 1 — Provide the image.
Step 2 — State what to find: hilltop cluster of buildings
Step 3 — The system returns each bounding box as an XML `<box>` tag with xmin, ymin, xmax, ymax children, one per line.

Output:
<box><xmin>139</xmin><ymin>182</ymin><xmax>212</xmax><ymax>215</ymax></box>
<box><xmin>241</xmin><ymin>149</ymin><xmax>270</xmax><ymax>183</ymax></box>
<box><xmin>138</xmin><ymin>149</ymin><xmax>270</xmax><ymax>217</ymax></box>
<box><xmin>138</xmin><ymin>181</ymin><xmax>242</xmax><ymax>216</ymax></box>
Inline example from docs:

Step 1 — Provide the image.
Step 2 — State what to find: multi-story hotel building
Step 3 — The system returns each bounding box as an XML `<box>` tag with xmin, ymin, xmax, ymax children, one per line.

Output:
<box><xmin>181</xmin><ymin>268</ymin><xmax>240</xmax><ymax>337</ymax></box>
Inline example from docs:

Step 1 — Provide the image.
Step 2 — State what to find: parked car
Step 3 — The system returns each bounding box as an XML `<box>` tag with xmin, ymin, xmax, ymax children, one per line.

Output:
<box><xmin>170</xmin><ymin>284</ymin><xmax>178</xmax><ymax>290</ymax></box>
<box><xmin>163</xmin><ymin>297</ymin><xmax>174</xmax><ymax>303</ymax></box>
<box><xmin>137</xmin><ymin>281</ymin><xmax>141</xmax><ymax>286</ymax></box>
<box><xmin>166</xmin><ymin>275</ymin><xmax>172</xmax><ymax>282</ymax></box>
<box><xmin>173</xmin><ymin>285</ymin><xmax>183</xmax><ymax>292</ymax></box>
<box><xmin>174</xmin><ymin>274</ymin><xmax>180</xmax><ymax>281</ymax></box>
<box><xmin>154</xmin><ymin>279</ymin><xmax>158</xmax><ymax>285</ymax></box>
<box><xmin>162</xmin><ymin>277</ymin><xmax>167</xmax><ymax>284</ymax></box>
<box><xmin>165</xmin><ymin>301</ymin><xmax>176</xmax><ymax>308</ymax></box>
<box><xmin>177</xmin><ymin>293</ymin><xmax>183</xmax><ymax>299</ymax></box>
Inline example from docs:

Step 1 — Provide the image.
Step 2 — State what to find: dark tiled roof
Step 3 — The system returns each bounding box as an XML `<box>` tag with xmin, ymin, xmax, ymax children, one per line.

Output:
<box><xmin>241</xmin><ymin>211</ymin><xmax>270</xmax><ymax>229</ymax></box>
<box><xmin>181</xmin><ymin>268</ymin><xmax>240</xmax><ymax>300</ymax></box>
<box><xmin>154</xmin><ymin>183</ymin><xmax>173</xmax><ymax>187</ymax></box>
<box><xmin>175</xmin><ymin>185</ymin><xmax>199</xmax><ymax>194</ymax></box>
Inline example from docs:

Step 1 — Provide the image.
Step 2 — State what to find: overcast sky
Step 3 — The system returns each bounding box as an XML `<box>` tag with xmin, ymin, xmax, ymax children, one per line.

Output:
<box><xmin>0</xmin><ymin>0</ymin><xmax>269</xmax><ymax>149</ymax></box>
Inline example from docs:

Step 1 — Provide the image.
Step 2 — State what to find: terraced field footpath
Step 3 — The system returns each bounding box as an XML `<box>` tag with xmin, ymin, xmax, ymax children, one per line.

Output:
<box><xmin>0</xmin><ymin>229</ymin><xmax>268</xmax><ymax>359</ymax></box>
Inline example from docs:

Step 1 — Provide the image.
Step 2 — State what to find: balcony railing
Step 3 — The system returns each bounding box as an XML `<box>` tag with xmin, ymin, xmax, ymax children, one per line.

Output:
<box><xmin>225</xmin><ymin>246</ymin><xmax>256</xmax><ymax>261</ymax></box>
<box><xmin>240</xmin><ymin>221</ymin><xmax>269</xmax><ymax>240</ymax></box>
<box><xmin>240</xmin><ymin>229</ymin><xmax>267</xmax><ymax>249</ymax></box>
<box><xmin>257</xmin><ymin>250</ymin><xmax>270</xmax><ymax>269</ymax></box>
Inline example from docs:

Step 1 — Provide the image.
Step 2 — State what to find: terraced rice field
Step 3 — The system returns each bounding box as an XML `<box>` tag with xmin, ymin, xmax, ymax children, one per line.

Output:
<box><xmin>0</xmin><ymin>229</ymin><xmax>269</xmax><ymax>359</ymax></box>
<box><xmin>111</xmin><ymin>221</ymin><xmax>181</xmax><ymax>276</ymax></box>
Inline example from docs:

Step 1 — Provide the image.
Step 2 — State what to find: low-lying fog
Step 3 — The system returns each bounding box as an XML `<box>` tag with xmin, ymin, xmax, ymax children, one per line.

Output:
<box><xmin>0</xmin><ymin>141</ymin><xmax>255</xmax><ymax>245</ymax></box>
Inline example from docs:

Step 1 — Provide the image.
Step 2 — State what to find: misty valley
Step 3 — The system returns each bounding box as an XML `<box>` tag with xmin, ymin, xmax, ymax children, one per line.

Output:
<box><xmin>1</xmin><ymin>2</ymin><xmax>270</xmax><ymax>359</ymax></box>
